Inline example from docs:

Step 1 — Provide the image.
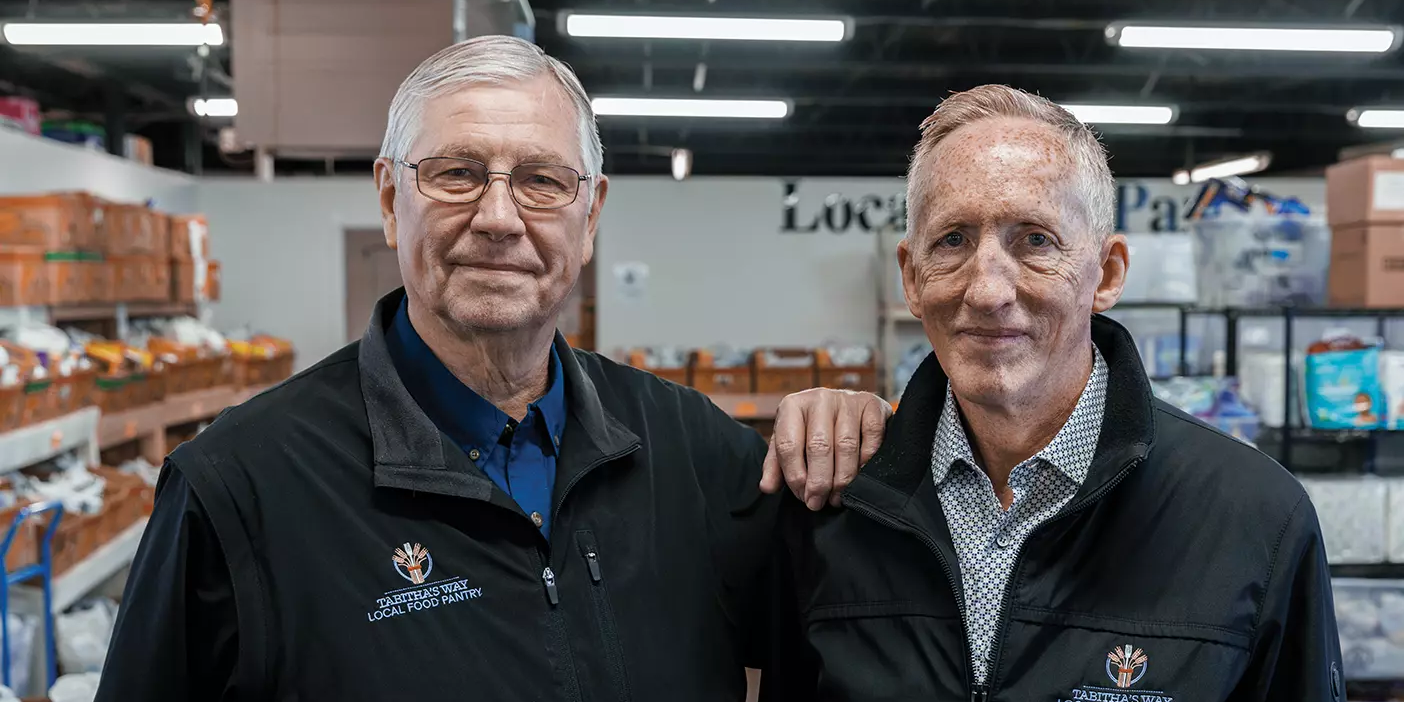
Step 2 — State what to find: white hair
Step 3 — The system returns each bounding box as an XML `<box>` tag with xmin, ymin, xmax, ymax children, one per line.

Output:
<box><xmin>380</xmin><ymin>35</ymin><xmax>604</xmax><ymax>187</ymax></box>
<box><xmin>906</xmin><ymin>84</ymin><xmax>1116</xmax><ymax>239</ymax></box>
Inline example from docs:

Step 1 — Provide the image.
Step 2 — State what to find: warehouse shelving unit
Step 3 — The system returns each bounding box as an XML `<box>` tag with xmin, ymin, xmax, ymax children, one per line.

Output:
<box><xmin>1113</xmin><ymin>301</ymin><xmax>1404</xmax><ymax>472</ymax></box>
<box><xmin>99</xmin><ymin>384</ymin><xmax>269</xmax><ymax>463</ymax></box>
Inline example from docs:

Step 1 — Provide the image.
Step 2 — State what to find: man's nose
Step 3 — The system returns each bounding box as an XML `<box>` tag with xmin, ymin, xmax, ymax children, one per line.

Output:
<box><xmin>472</xmin><ymin>174</ymin><xmax>526</xmax><ymax>242</ymax></box>
<box><xmin>962</xmin><ymin>237</ymin><xmax>1018</xmax><ymax>312</ymax></box>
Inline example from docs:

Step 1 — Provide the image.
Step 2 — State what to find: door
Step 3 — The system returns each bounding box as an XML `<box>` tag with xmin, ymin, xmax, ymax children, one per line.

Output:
<box><xmin>345</xmin><ymin>228</ymin><xmax>404</xmax><ymax>342</ymax></box>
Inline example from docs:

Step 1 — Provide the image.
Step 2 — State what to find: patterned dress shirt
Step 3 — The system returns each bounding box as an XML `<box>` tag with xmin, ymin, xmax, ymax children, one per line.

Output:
<box><xmin>930</xmin><ymin>345</ymin><xmax>1109</xmax><ymax>685</ymax></box>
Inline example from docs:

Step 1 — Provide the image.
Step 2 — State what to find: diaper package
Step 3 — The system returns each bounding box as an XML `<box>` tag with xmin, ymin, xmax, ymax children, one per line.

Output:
<box><xmin>1303</xmin><ymin>341</ymin><xmax>1385</xmax><ymax>430</ymax></box>
<box><xmin>1382</xmin><ymin>351</ymin><xmax>1404</xmax><ymax>430</ymax></box>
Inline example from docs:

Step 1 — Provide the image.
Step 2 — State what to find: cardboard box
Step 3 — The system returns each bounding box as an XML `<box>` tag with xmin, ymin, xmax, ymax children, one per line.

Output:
<box><xmin>0</xmin><ymin>193</ymin><xmax>100</xmax><ymax>251</ymax></box>
<box><xmin>1329</xmin><ymin>224</ymin><xmax>1404</xmax><ymax>308</ymax></box>
<box><xmin>1327</xmin><ymin>155</ymin><xmax>1404</xmax><ymax>228</ymax></box>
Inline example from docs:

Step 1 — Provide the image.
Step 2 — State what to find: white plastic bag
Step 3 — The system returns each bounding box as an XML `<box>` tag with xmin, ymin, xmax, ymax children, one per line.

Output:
<box><xmin>55</xmin><ymin>599</ymin><xmax>117</xmax><ymax>675</ymax></box>
<box><xmin>48</xmin><ymin>672</ymin><xmax>101</xmax><ymax>702</ymax></box>
<box><xmin>4</xmin><ymin>613</ymin><xmax>34</xmax><ymax>695</ymax></box>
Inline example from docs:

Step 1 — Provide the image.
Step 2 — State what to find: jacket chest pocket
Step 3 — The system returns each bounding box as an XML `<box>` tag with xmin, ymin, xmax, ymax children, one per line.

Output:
<box><xmin>994</xmin><ymin>608</ymin><xmax>1252</xmax><ymax>702</ymax></box>
<box><xmin>574</xmin><ymin>529</ymin><xmax>633</xmax><ymax>702</ymax></box>
<box><xmin>805</xmin><ymin>602</ymin><xmax>968</xmax><ymax>700</ymax></box>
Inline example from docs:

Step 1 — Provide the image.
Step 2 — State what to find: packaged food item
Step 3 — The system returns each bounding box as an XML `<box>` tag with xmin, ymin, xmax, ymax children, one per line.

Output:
<box><xmin>1302</xmin><ymin>331</ymin><xmax>1385</xmax><ymax>429</ymax></box>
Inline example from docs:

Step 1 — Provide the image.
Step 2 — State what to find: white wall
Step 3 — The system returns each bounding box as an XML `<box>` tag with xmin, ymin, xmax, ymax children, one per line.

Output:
<box><xmin>0</xmin><ymin>129</ymin><xmax>196</xmax><ymax>210</ymax></box>
<box><xmin>197</xmin><ymin>177</ymin><xmax>382</xmax><ymax>368</ymax></box>
<box><xmin>593</xmin><ymin>175</ymin><xmax>1327</xmax><ymax>354</ymax></box>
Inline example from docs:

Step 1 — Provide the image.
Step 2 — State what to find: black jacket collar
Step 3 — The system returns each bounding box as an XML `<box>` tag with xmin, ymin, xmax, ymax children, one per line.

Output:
<box><xmin>358</xmin><ymin>288</ymin><xmax>639</xmax><ymax>505</ymax></box>
<box><xmin>846</xmin><ymin>314</ymin><xmax>1157</xmax><ymax>519</ymax></box>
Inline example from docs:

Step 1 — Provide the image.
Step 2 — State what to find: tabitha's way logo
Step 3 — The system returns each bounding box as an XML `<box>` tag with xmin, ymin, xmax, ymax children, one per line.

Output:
<box><xmin>367</xmin><ymin>541</ymin><xmax>484</xmax><ymax>623</ymax></box>
<box><xmin>393</xmin><ymin>542</ymin><xmax>432</xmax><ymax>584</ymax></box>
<box><xmin>1107</xmin><ymin>644</ymin><xmax>1148</xmax><ymax>689</ymax></box>
<box><xmin>1060</xmin><ymin>643</ymin><xmax>1175</xmax><ymax>702</ymax></box>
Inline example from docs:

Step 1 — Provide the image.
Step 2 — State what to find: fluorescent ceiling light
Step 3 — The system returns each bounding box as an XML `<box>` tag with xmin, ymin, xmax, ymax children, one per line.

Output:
<box><xmin>563</xmin><ymin>14</ymin><xmax>848</xmax><ymax>42</ymax></box>
<box><xmin>592</xmin><ymin>97</ymin><xmax>789</xmax><ymax>119</ymax></box>
<box><xmin>1109</xmin><ymin>23</ymin><xmax>1397</xmax><ymax>53</ymax></box>
<box><xmin>1</xmin><ymin>22</ymin><xmax>224</xmax><ymax>46</ymax></box>
<box><xmin>192</xmin><ymin>98</ymin><xmax>237</xmax><ymax>118</ymax></box>
<box><xmin>1172</xmin><ymin>170</ymin><xmax>1191</xmax><ymax>185</ymax></box>
<box><xmin>1351</xmin><ymin>109</ymin><xmax>1404</xmax><ymax>129</ymax></box>
<box><xmin>1188</xmin><ymin>152</ymin><xmax>1272</xmax><ymax>183</ymax></box>
<box><xmin>1059</xmin><ymin>104</ymin><xmax>1177</xmax><ymax>125</ymax></box>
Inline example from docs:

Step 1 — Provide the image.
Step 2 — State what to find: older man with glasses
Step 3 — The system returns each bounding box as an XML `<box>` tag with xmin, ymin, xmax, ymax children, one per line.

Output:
<box><xmin>95</xmin><ymin>36</ymin><xmax>891</xmax><ymax>701</ymax></box>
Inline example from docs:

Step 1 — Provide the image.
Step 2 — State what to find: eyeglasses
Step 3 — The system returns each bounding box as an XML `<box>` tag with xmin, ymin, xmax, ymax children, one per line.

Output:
<box><xmin>398</xmin><ymin>157</ymin><xmax>591</xmax><ymax>210</ymax></box>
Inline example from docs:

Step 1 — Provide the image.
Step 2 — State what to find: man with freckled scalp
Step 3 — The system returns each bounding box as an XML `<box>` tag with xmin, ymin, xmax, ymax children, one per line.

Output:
<box><xmin>761</xmin><ymin>85</ymin><xmax>1343</xmax><ymax>701</ymax></box>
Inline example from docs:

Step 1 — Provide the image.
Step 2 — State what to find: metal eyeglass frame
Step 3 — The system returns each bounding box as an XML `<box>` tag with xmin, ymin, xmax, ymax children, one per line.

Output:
<box><xmin>396</xmin><ymin>157</ymin><xmax>593</xmax><ymax>210</ymax></box>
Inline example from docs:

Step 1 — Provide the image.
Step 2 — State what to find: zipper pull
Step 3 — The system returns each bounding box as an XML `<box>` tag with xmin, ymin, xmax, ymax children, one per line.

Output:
<box><xmin>542</xmin><ymin>566</ymin><xmax>560</xmax><ymax>606</ymax></box>
<box><xmin>585</xmin><ymin>550</ymin><xmax>602</xmax><ymax>583</ymax></box>
<box><xmin>971</xmin><ymin>684</ymin><xmax>988</xmax><ymax>702</ymax></box>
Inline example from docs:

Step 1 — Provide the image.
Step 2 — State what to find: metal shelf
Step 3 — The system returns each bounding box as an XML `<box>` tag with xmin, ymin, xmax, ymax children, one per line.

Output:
<box><xmin>0</xmin><ymin>408</ymin><xmax>99</xmax><ymax>476</ymax></box>
<box><xmin>49</xmin><ymin>301</ymin><xmax>197</xmax><ymax>324</ymax></box>
<box><xmin>51</xmin><ymin>518</ymin><xmax>146</xmax><ymax>612</ymax></box>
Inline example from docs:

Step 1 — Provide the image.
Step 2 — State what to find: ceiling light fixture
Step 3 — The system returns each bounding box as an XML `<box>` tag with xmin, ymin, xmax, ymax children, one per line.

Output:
<box><xmin>1184</xmin><ymin>152</ymin><xmax>1273</xmax><ymax>183</ymax></box>
<box><xmin>1172</xmin><ymin>170</ymin><xmax>1192</xmax><ymax>185</ymax></box>
<box><xmin>592</xmin><ymin>97</ymin><xmax>790</xmax><ymax>119</ymax></box>
<box><xmin>1107</xmin><ymin>22</ymin><xmax>1398</xmax><ymax>53</ymax></box>
<box><xmin>1059</xmin><ymin>104</ymin><xmax>1177</xmax><ymax>125</ymax></box>
<box><xmin>0</xmin><ymin>22</ymin><xmax>225</xmax><ymax>46</ymax></box>
<box><xmin>191</xmin><ymin>98</ymin><xmax>238</xmax><ymax>118</ymax></box>
<box><xmin>1350</xmin><ymin>108</ymin><xmax>1404</xmax><ymax>129</ymax></box>
<box><xmin>562</xmin><ymin>13</ymin><xmax>849</xmax><ymax>42</ymax></box>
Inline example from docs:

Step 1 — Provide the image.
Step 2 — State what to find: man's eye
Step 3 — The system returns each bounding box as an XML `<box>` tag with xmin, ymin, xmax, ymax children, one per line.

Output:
<box><xmin>938</xmin><ymin>232</ymin><xmax>964</xmax><ymax>248</ymax></box>
<box><xmin>1027</xmin><ymin>232</ymin><xmax>1051</xmax><ymax>247</ymax></box>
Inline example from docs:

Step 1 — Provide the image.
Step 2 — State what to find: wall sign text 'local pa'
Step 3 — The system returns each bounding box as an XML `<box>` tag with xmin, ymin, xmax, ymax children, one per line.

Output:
<box><xmin>779</xmin><ymin>180</ymin><xmax>1204</xmax><ymax>235</ymax></box>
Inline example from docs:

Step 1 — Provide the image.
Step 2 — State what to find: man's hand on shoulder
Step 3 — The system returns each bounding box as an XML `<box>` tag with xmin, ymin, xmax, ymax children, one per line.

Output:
<box><xmin>760</xmin><ymin>389</ymin><xmax>892</xmax><ymax>510</ymax></box>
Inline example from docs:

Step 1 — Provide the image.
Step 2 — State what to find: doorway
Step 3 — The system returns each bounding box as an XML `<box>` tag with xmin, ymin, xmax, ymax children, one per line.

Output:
<box><xmin>344</xmin><ymin>228</ymin><xmax>403</xmax><ymax>342</ymax></box>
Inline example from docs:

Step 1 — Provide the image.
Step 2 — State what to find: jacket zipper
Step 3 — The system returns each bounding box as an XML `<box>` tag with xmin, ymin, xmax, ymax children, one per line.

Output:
<box><xmin>845</xmin><ymin>499</ymin><xmax>976</xmax><ymax>700</ymax></box>
<box><xmin>983</xmin><ymin>457</ymin><xmax>1144</xmax><ymax>697</ymax></box>
<box><xmin>580</xmin><ymin>536</ymin><xmax>632</xmax><ymax>701</ymax></box>
<box><xmin>537</xmin><ymin>549</ymin><xmax>582</xmax><ymax>702</ymax></box>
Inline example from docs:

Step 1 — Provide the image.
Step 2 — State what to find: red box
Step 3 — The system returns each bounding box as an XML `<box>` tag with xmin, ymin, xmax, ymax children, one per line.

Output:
<box><xmin>0</xmin><ymin>97</ymin><xmax>41</xmax><ymax>136</ymax></box>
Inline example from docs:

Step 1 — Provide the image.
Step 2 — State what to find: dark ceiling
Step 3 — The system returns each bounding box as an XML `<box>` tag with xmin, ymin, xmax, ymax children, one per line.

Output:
<box><xmin>4</xmin><ymin>0</ymin><xmax>1404</xmax><ymax>179</ymax></box>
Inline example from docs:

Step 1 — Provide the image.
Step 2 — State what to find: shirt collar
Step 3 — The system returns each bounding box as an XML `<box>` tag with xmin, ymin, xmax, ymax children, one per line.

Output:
<box><xmin>383</xmin><ymin>295</ymin><xmax>567</xmax><ymax>455</ymax></box>
<box><xmin>930</xmin><ymin>344</ymin><xmax>1109</xmax><ymax>487</ymax></box>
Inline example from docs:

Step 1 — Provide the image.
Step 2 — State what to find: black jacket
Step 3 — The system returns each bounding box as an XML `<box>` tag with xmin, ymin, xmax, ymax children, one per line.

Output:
<box><xmin>96</xmin><ymin>289</ymin><xmax>777</xmax><ymax>701</ymax></box>
<box><xmin>765</xmin><ymin>316</ymin><xmax>1344</xmax><ymax>702</ymax></box>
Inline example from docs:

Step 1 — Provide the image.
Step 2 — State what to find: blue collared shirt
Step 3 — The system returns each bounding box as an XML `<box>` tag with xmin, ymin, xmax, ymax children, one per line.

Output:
<box><xmin>383</xmin><ymin>296</ymin><xmax>566</xmax><ymax>540</ymax></box>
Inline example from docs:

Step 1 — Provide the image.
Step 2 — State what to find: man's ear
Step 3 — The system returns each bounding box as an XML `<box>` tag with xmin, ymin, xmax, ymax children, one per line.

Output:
<box><xmin>896</xmin><ymin>236</ymin><xmax>923</xmax><ymax>320</ymax></box>
<box><xmin>1092</xmin><ymin>233</ymin><xmax>1129</xmax><ymax>314</ymax></box>
<box><xmin>373</xmin><ymin>158</ymin><xmax>399</xmax><ymax>250</ymax></box>
<box><xmin>582</xmin><ymin>174</ymin><xmax>609</xmax><ymax>266</ymax></box>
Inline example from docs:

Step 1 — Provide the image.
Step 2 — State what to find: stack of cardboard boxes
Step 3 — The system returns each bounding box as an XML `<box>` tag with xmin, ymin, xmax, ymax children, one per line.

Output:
<box><xmin>1326</xmin><ymin>156</ymin><xmax>1404</xmax><ymax>308</ymax></box>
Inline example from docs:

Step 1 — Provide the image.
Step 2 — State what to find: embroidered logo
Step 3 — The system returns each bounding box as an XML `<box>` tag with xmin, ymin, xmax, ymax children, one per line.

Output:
<box><xmin>392</xmin><ymin>542</ymin><xmax>432</xmax><ymax>584</ymax></box>
<box><xmin>1106</xmin><ymin>644</ymin><xmax>1149</xmax><ymax>689</ymax></box>
<box><xmin>366</xmin><ymin>541</ymin><xmax>484</xmax><ymax>623</ymax></box>
<box><xmin>1059</xmin><ymin>643</ymin><xmax>1173</xmax><ymax>702</ymax></box>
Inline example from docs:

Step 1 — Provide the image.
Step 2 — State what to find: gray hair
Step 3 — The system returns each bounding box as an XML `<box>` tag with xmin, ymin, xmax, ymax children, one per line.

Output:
<box><xmin>905</xmin><ymin>85</ymin><xmax>1116</xmax><ymax>238</ymax></box>
<box><xmin>380</xmin><ymin>35</ymin><xmax>604</xmax><ymax>185</ymax></box>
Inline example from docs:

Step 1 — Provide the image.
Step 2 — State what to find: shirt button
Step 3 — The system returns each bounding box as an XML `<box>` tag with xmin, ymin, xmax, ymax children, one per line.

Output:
<box><xmin>468</xmin><ymin>448</ymin><xmax>480</xmax><ymax>461</ymax></box>
<box><xmin>531</xmin><ymin>512</ymin><xmax>544</xmax><ymax>527</ymax></box>
<box><xmin>996</xmin><ymin>534</ymin><xmax>1013</xmax><ymax>549</ymax></box>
